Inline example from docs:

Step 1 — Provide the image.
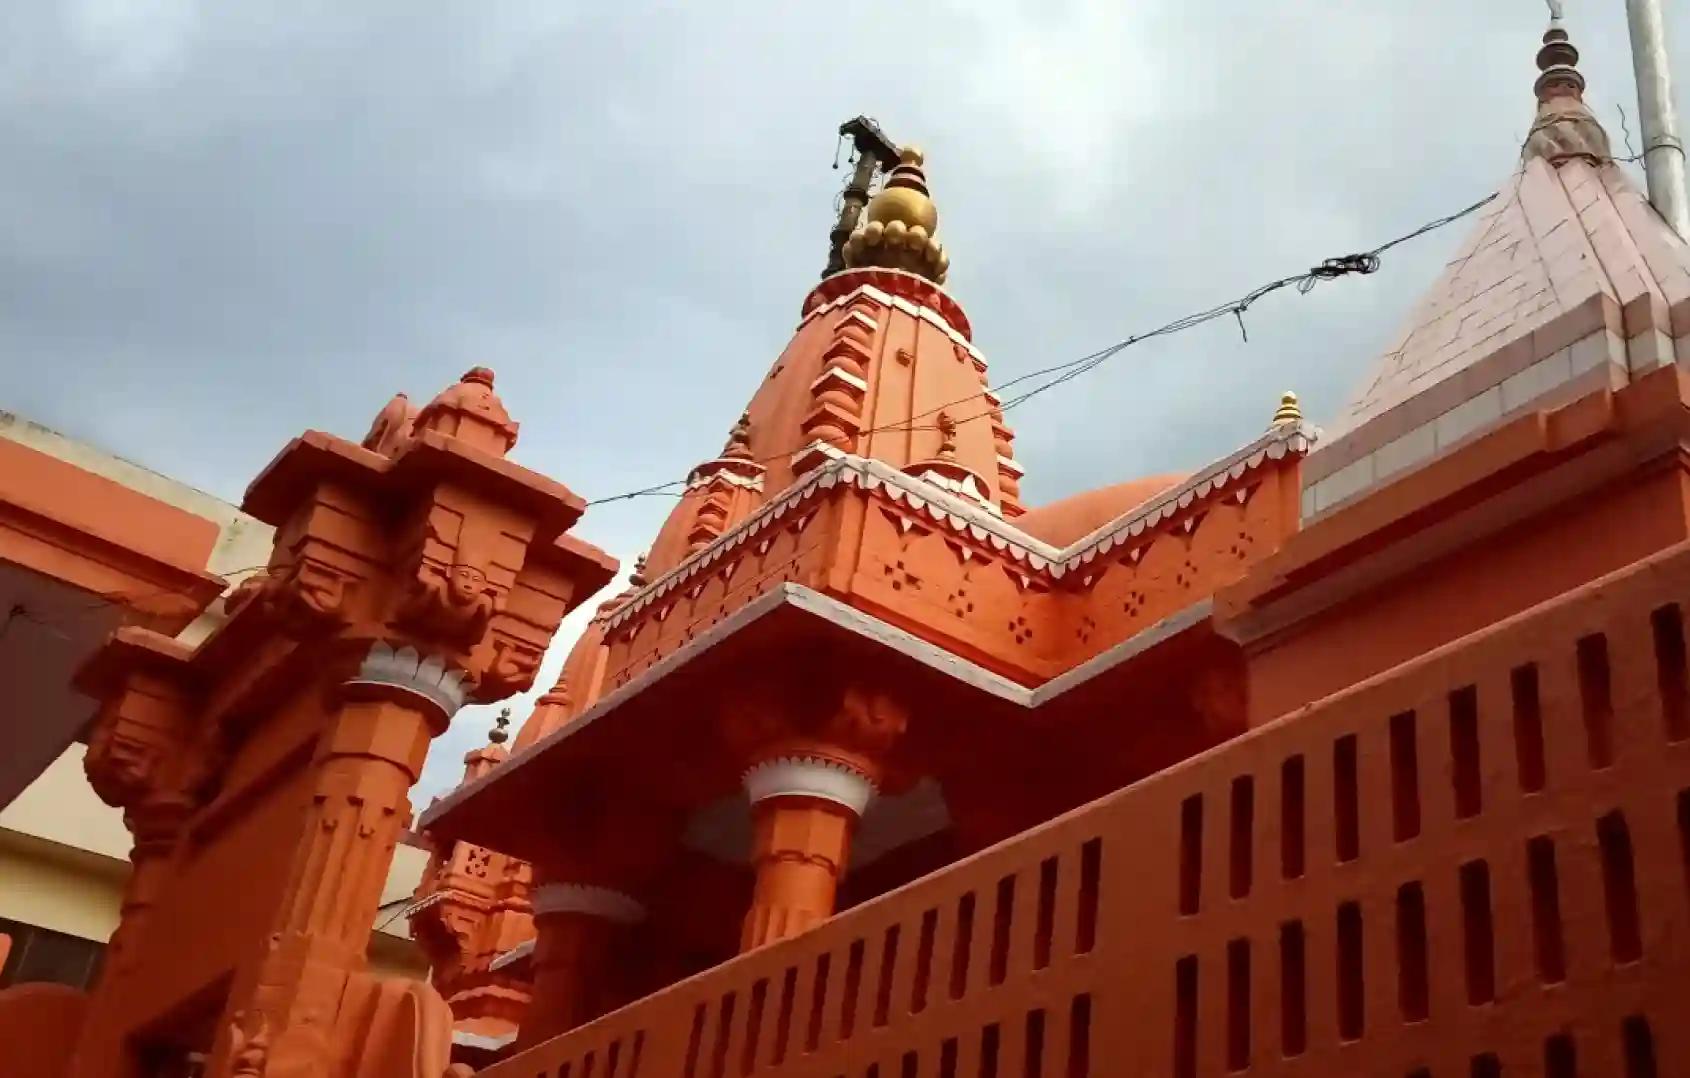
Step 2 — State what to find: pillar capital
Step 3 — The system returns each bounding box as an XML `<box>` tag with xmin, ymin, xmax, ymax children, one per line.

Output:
<box><xmin>531</xmin><ymin>883</ymin><xmax>646</xmax><ymax>925</ymax></box>
<box><xmin>742</xmin><ymin>754</ymin><xmax>876</xmax><ymax>815</ymax></box>
<box><xmin>341</xmin><ymin>641</ymin><xmax>471</xmax><ymax>730</ymax></box>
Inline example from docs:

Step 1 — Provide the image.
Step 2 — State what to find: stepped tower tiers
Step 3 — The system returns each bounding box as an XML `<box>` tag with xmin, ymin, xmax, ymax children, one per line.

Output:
<box><xmin>1302</xmin><ymin>15</ymin><xmax>1690</xmax><ymax>515</ymax></box>
<box><xmin>420</xmin><ymin>141</ymin><xmax>1318</xmax><ymax>1055</ymax></box>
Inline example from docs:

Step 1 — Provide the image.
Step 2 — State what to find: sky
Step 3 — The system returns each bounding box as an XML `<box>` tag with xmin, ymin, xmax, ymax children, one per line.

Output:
<box><xmin>2</xmin><ymin>1</ymin><xmax>1684</xmax><ymax>801</ymax></box>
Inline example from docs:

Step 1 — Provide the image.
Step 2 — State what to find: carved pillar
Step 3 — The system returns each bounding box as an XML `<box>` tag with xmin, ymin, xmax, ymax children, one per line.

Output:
<box><xmin>519</xmin><ymin>882</ymin><xmax>646</xmax><ymax>1049</ymax></box>
<box><xmin>740</xmin><ymin>757</ymin><xmax>875</xmax><ymax>950</ymax></box>
<box><xmin>219</xmin><ymin>642</ymin><xmax>469</xmax><ymax>1077</ymax></box>
<box><xmin>106</xmin><ymin>794</ymin><xmax>194</xmax><ymax>973</ymax></box>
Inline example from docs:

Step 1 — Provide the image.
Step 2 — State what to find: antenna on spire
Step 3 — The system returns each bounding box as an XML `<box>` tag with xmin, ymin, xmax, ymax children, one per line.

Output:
<box><xmin>823</xmin><ymin>116</ymin><xmax>900</xmax><ymax>279</ymax></box>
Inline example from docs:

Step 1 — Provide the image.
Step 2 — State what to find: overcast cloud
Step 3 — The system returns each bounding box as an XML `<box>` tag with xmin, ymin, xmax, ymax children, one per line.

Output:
<box><xmin>1</xmin><ymin>2</ymin><xmax>1683</xmax><ymax>800</ymax></box>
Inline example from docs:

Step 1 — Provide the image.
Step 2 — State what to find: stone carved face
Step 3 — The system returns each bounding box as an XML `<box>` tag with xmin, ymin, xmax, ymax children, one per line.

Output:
<box><xmin>830</xmin><ymin>686</ymin><xmax>908</xmax><ymax>754</ymax></box>
<box><xmin>448</xmin><ymin>563</ymin><xmax>488</xmax><ymax>606</ymax></box>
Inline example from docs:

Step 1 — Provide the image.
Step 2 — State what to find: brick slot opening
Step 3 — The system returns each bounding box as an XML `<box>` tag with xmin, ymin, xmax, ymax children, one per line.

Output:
<box><xmin>1035</xmin><ymin>856</ymin><xmax>1058</xmax><ymax>969</ymax></box>
<box><xmin>1280</xmin><ymin>921</ymin><xmax>1306</xmax><ymax>1057</ymax></box>
<box><xmin>1077</xmin><ymin>838</ymin><xmax>1101</xmax><ymax>954</ymax></box>
<box><xmin>1545</xmin><ymin>1032</ymin><xmax>1576</xmax><ymax>1078</ymax></box>
<box><xmin>1450</xmin><ymin>687</ymin><xmax>1482</xmax><ymax>819</ymax></box>
<box><xmin>1653</xmin><ymin>604</ymin><xmax>1690</xmax><ymax>742</ymax></box>
<box><xmin>772</xmin><ymin>968</ymin><xmax>796</xmax><ymax>1065</ymax></box>
<box><xmin>742</xmin><ymin>979</ymin><xmax>767</xmax><ymax>1075</ymax></box>
<box><xmin>1337</xmin><ymin>902</ymin><xmax>1364</xmax><ymax>1040</ymax></box>
<box><xmin>874</xmin><ymin>926</ymin><xmax>899</xmax><ymax>1027</ymax></box>
<box><xmin>981</xmin><ymin>1022</ymin><xmax>1001</xmax><ymax>1078</ymax></box>
<box><xmin>1578</xmin><ymin>633</ymin><xmax>1615</xmax><ymax>768</ymax></box>
<box><xmin>1230</xmin><ymin>776</ymin><xmax>1254</xmax><ymax>899</ymax></box>
<box><xmin>1334</xmin><ymin>737</ymin><xmax>1360</xmax><ymax>863</ymax></box>
<box><xmin>1460</xmin><ymin>860</ymin><xmax>1495</xmax><ymax>1004</ymax></box>
<box><xmin>1528</xmin><ymin>835</ymin><xmax>1566</xmax><ymax>983</ymax></box>
<box><xmin>1396</xmin><ymin>882</ymin><xmax>1429</xmax><ymax>1022</ymax></box>
<box><xmin>1024</xmin><ymin>1008</ymin><xmax>1046</xmax><ymax>1078</ymax></box>
<box><xmin>1281</xmin><ymin>756</ymin><xmax>1305</xmax><ymax>879</ymax></box>
<box><xmin>950</xmin><ymin>893</ymin><xmax>975</xmax><ymax>1001</ymax></box>
<box><xmin>1180</xmin><ymin>795</ymin><xmax>1204</xmax><ymax>914</ymax></box>
<box><xmin>1390</xmin><ymin>711</ymin><xmax>1421</xmax><ymax>841</ymax></box>
<box><xmin>709</xmin><ymin>993</ymin><xmax>736</xmax><ymax>1078</ymax></box>
<box><xmin>1174</xmin><ymin>955</ymin><xmax>1197</xmax><ymax>1078</ymax></box>
<box><xmin>1512</xmin><ymin>663</ymin><xmax>1547</xmax><ymax>792</ymax></box>
<box><xmin>1068</xmin><ymin>994</ymin><xmax>1092</xmax><ymax>1078</ymax></box>
<box><xmin>1227</xmin><ymin>938</ymin><xmax>1250</xmax><ymax>1071</ymax></box>
<box><xmin>841</xmin><ymin>940</ymin><xmax>864</xmax><ymax>1038</ymax></box>
<box><xmin>912</xmin><ymin>910</ymin><xmax>937</xmax><ymax>1013</ymax></box>
<box><xmin>1623</xmin><ymin>1015</ymin><xmax>1657</xmax><ymax>1078</ymax></box>
<box><xmin>806</xmin><ymin>953</ymin><xmax>829</xmax><ymax>1051</ymax></box>
<box><xmin>989</xmin><ymin>875</ymin><xmax>1015</xmax><ymax>985</ymax></box>
<box><xmin>1598</xmin><ymin>811</ymin><xmax>1643</xmax><ymax>963</ymax></box>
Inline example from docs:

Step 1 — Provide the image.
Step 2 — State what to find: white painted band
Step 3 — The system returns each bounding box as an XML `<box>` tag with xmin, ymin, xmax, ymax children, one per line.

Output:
<box><xmin>742</xmin><ymin>756</ymin><xmax>876</xmax><ymax>815</ymax></box>
<box><xmin>344</xmin><ymin>641</ymin><xmax>469</xmax><ymax>718</ymax></box>
<box><xmin>531</xmin><ymin>882</ymin><xmax>646</xmax><ymax>924</ymax></box>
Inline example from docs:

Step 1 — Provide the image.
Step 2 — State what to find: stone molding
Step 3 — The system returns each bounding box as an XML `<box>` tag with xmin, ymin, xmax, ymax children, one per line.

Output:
<box><xmin>530</xmin><ymin>883</ymin><xmax>646</xmax><ymax>925</ymax></box>
<box><xmin>343</xmin><ymin>642</ymin><xmax>470</xmax><ymax>718</ymax></box>
<box><xmin>742</xmin><ymin>755</ymin><xmax>876</xmax><ymax>815</ymax></box>
<box><xmin>604</xmin><ymin>420</ymin><xmax>1315</xmax><ymax>633</ymax></box>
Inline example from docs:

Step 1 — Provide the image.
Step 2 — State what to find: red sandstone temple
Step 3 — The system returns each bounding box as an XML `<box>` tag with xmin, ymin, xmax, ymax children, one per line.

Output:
<box><xmin>5</xmin><ymin>15</ymin><xmax>1690</xmax><ymax>1078</ymax></box>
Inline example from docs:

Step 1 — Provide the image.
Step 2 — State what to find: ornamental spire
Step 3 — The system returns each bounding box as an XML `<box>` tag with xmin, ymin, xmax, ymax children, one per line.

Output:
<box><xmin>842</xmin><ymin>147</ymin><xmax>950</xmax><ymax>284</ymax></box>
<box><xmin>1522</xmin><ymin>5</ymin><xmax>1611</xmax><ymax>165</ymax></box>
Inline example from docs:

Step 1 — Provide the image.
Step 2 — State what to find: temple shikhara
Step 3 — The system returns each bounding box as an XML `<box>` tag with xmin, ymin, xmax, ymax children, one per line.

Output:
<box><xmin>7</xmin><ymin>13</ymin><xmax>1690</xmax><ymax>1078</ymax></box>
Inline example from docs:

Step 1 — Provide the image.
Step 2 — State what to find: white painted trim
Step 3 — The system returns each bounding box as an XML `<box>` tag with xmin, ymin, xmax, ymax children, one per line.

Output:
<box><xmin>488</xmin><ymin>939</ymin><xmax>534</xmax><ymax>972</ymax></box>
<box><xmin>344</xmin><ymin>642</ymin><xmax>469</xmax><ymax>718</ymax></box>
<box><xmin>743</xmin><ymin>756</ymin><xmax>875</xmax><ymax>814</ymax></box>
<box><xmin>531</xmin><ymin>882</ymin><xmax>646</xmax><ymax>924</ymax></box>
<box><xmin>604</xmin><ymin>421</ymin><xmax>1315</xmax><ymax>633</ymax></box>
<box><xmin>419</xmin><ymin>584</ymin><xmax>1213</xmax><ymax>832</ymax></box>
<box><xmin>453</xmin><ymin>1030</ymin><xmax>518</xmax><ymax>1050</ymax></box>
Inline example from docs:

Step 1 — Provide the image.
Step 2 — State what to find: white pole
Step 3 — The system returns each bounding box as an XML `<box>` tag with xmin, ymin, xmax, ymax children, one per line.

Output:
<box><xmin>1627</xmin><ymin>0</ymin><xmax>1690</xmax><ymax>238</ymax></box>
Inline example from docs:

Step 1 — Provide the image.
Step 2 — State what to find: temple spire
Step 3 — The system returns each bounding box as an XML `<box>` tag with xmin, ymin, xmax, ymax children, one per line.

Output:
<box><xmin>1523</xmin><ymin>6</ymin><xmax>1612</xmax><ymax>164</ymax></box>
<box><xmin>842</xmin><ymin>147</ymin><xmax>950</xmax><ymax>284</ymax></box>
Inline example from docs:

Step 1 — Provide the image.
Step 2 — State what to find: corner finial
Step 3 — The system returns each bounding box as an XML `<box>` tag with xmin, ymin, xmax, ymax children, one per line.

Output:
<box><xmin>1271</xmin><ymin>392</ymin><xmax>1302</xmax><ymax>427</ymax></box>
<box><xmin>1522</xmin><ymin>4</ymin><xmax>1610</xmax><ymax>164</ymax></box>
<box><xmin>414</xmin><ymin>367</ymin><xmax>520</xmax><ymax>456</ymax></box>
<box><xmin>629</xmin><ymin>553</ymin><xmax>649</xmax><ymax>588</ymax></box>
<box><xmin>841</xmin><ymin>146</ymin><xmax>950</xmax><ymax>284</ymax></box>
<box><xmin>489</xmin><ymin>707</ymin><xmax>511</xmax><ymax>744</ymax></box>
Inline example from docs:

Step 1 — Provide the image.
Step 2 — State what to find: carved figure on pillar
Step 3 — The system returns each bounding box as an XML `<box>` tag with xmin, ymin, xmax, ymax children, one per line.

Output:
<box><xmin>56</xmin><ymin>366</ymin><xmax>615</xmax><ymax>1078</ymax></box>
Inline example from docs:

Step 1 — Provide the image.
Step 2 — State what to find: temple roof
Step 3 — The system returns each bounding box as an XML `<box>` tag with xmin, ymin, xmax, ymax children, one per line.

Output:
<box><xmin>1015</xmin><ymin>474</ymin><xmax>1184</xmax><ymax>546</ymax></box>
<box><xmin>1304</xmin><ymin>16</ymin><xmax>1690</xmax><ymax>514</ymax></box>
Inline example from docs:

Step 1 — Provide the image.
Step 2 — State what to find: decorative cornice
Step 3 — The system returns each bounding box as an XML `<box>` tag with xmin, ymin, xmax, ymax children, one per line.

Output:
<box><xmin>344</xmin><ymin>642</ymin><xmax>469</xmax><ymax>718</ymax></box>
<box><xmin>603</xmin><ymin>421</ymin><xmax>1317</xmax><ymax>633</ymax></box>
<box><xmin>686</xmin><ymin>459</ymin><xmax>767</xmax><ymax>493</ymax></box>
<box><xmin>798</xmin><ymin>278</ymin><xmax>982</xmax><ymax>361</ymax></box>
<box><xmin>530</xmin><ymin>882</ymin><xmax>646</xmax><ymax>924</ymax></box>
<box><xmin>743</xmin><ymin>755</ymin><xmax>876</xmax><ymax>815</ymax></box>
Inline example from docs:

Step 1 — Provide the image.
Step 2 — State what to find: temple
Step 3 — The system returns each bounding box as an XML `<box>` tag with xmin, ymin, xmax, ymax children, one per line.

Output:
<box><xmin>5</xmin><ymin>12</ymin><xmax>1690</xmax><ymax>1078</ymax></box>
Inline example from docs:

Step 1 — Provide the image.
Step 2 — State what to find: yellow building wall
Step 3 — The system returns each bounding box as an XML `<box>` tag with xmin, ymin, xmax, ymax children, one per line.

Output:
<box><xmin>0</xmin><ymin>745</ymin><xmax>432</xmax><ymax>979</ymax></box>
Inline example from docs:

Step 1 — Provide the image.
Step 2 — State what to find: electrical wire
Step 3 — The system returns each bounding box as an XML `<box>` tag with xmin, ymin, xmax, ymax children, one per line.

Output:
<box><xmin>582</xmin><ymin>184</ymin><xmax>1511</xmax><ymax>508</ymax></box>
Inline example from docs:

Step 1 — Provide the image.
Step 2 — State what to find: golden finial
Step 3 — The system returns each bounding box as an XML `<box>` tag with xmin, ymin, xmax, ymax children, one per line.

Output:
<box><xmin>1271</xmin><ymin>392</ymin><xmax>1302</xmax><ymax>427</ymax></box>
<box><xmin>842</xmin><ymin>146</ymin><xmax>949</xmax><ymax>284</ymax></box>
<box><xmin>488</xmin><ymin>707</ymin><xmax>511</xmax><ymax>744</ymax></box>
